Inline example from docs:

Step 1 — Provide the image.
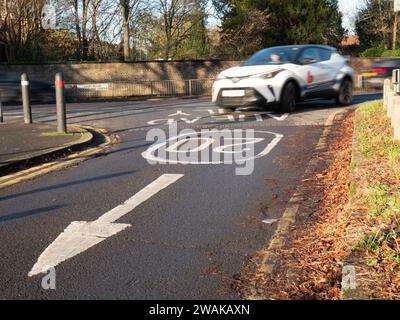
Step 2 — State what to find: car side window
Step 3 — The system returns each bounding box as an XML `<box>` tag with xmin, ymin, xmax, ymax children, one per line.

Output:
<box><xmin>319</xmin><ymin>49</ymin><xmax>332</xmax><ymax>61</ymax></box>
<box><xmin>298</xmin><ymin>48</ymin><xmax>320</xmax><ymax>65</ymax></box>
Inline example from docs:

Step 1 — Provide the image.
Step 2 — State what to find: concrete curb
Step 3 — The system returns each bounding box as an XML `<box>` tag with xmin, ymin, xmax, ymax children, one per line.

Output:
<box><xmin>246</xmin><ymin>107</ymin><xmax>350</xmax><ymax>300</ymax></box>
<box><xmin>340</xmin><ymin>108</ymin><xmax>371</xmax><ymax>300</ymax></box>
<box><xmin>0</xmin><ymin>126</ymin><xmax>117</xmax><ymax>190</ymax></box>
<box><xmin>0</xmin><ymin>125</ymin><xmax>93</xmax><ymax>174</ymax></box>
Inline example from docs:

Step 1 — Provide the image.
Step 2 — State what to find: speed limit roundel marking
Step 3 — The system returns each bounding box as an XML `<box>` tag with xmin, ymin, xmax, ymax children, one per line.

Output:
<box><xmin>142</xmin><ymin>130</ymin><xmax>283</xmax><ymax>165</ymax></box>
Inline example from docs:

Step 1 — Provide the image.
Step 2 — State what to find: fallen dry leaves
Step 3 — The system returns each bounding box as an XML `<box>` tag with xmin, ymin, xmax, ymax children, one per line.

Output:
<box><xmin>234</xmin><ymin>110</ymin><xmax>355</xmax><ymax>300</ymax></box>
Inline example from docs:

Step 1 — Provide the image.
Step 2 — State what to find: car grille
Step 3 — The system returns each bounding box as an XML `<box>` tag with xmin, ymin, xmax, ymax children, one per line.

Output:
<box><xmin>217</xmin><ymin>88</ymin><xmax>266</xmax><ymax>107</ymax></box>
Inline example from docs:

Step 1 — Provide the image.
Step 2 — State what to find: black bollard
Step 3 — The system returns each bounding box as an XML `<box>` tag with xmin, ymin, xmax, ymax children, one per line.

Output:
<box><xmin>55</xmin><ymin>72</ymin><xmax>66</xmax><ymax>133</ymax></box>
<box><xmin>0</xmin><ymin>100</ymin><xmax>3</xmax><ymax>123</ymax></box>
<box><xmin>21</xmin><ymin>73</ymin><xmax>32</xmax><ymax>124</ymax></box>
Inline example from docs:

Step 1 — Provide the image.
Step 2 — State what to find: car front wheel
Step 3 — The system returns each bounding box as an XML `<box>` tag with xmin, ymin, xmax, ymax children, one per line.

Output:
<box><xmin>336</xmin><ymin>79</ymin><xmax>353</xmax><ymax>106</ymax></box>
<box><xmin>280</xmin><ymin>82</ymin><xmax>298</xmax><ymax>113</ymax></box>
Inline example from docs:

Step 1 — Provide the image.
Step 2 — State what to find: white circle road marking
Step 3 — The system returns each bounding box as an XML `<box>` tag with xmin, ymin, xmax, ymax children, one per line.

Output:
<box><xmin>142</xmin><ymin>130</ymin><xmax>283</xmax><ymax>164</ymax></box>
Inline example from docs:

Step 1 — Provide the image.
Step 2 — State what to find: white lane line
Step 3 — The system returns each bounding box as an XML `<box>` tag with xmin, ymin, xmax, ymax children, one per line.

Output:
<box><xmin>28</xmin><ymin>174</ymin><xmax>184</xmax><ymax>277</ymax></box>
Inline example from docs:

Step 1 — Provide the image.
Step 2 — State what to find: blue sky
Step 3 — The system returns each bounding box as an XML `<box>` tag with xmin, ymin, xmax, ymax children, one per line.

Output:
<box><xmin>338</xmin><ymin>0</ymin><xmax>366</xmax><ymax>33</ymax></box>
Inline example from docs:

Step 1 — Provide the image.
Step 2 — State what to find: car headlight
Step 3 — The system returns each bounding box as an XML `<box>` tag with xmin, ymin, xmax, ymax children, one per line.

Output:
<box><xmin>215</xmin><ymin>73</ymin><xmax>227</xmax><ymax>81</ymax></box>
<box><xmin>251</xmin><ymin>69</ymin><xmax>284</xmax><ymax>79</ymax></box>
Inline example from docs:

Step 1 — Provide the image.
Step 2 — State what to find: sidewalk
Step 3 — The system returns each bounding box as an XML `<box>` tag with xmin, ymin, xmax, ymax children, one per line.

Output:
<box><xmin>0</xmin><ymin>122</ymin><xmax>93</xmax><ymax>172</ymax></box>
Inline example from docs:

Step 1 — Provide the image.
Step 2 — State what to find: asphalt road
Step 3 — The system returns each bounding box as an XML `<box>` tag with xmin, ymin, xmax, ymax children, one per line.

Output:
<box><xmin>0</xmin><ymin>94</ymin><xmax>381</xmax><ymax>299</ymax></box>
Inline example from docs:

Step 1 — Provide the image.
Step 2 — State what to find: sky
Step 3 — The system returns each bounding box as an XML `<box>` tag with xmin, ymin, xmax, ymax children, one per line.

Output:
<box><xmin>338</xmin><ymin>0</ymin><xmax>366</xmax><ymax>33</ymax></box>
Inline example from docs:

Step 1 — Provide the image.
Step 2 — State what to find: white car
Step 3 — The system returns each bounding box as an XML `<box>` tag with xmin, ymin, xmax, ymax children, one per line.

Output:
<box><xmin>212</xmin><ymin>45</ymin><xmax>354</xmax><ymax>112</ymax></box>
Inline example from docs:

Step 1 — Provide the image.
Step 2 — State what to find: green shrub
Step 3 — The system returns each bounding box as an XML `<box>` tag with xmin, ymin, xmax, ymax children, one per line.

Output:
<box><xmin>359</xmin><ymin>45</ymin><xmax>400</xmax><ymax>57</ymax></box>
<box><xmin>359</xmin><ymin>45</ymin><xmax>385</xmax><ymax>57</ymax></box>
<box><xmin>382</xmin><ymin>49</ymin><xmax>400</xmax><ymax>57</ymax></box>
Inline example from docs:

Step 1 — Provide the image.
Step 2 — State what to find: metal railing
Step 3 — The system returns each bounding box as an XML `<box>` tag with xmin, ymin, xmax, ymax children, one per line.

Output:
<box><xmin>66</xmin><ymin>78</ymin><xmax>215</xmax><ymax>100</ymax></box>
<box><xmin>66</xmin><ymin>76</ymin><xmax>381</xmax><ymax>101</ymax></box>
<box><xmin>354</xmin><ymin>75</ymin><xmax>384</xmax><ymax>93</ymax></box>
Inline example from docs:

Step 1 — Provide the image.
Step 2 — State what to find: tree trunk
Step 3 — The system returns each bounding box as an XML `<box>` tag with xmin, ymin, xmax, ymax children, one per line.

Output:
<box><xmin>81</xmin><ymin>0</ymin><xmax>90</xmax><ymax>60</ymax></box>
<box><xmin>73</xmin><ymin>0</ymin><xmax>82</xmax><ymax>59</ymax></box>
<box><xmin>394</xmin><ymin>12</ymin><xmax>398</xmax><ymax>50</ymax></box>
<box><xmin>120</xmin><ymin>0</ymin><xmax>130</xmax><ymax>61</ymax></box>
<box><xmin>91</xmin><ymin>0</ymin><xmax>101</xmax><ymax>60</ymax></box>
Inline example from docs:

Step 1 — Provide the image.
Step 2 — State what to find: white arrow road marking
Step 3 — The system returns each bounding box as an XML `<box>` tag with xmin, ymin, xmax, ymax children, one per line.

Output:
<box><xmin>28</xmin><ymin>174</ymin><xmax>184</xmax><ymax>277</ymax></box>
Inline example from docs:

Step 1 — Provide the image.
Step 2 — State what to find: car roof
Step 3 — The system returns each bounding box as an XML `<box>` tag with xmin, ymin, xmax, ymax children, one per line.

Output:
<box><xmin>265</xmin><ymin>44</ymin><xmax>337</xmax><ymax>51</ymax></box>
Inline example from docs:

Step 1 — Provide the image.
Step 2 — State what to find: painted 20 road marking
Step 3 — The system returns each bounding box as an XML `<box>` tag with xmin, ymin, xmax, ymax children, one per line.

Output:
<box><xmin>142</xmin><ymin>130</ymin><xmax>283</xmax><ymax>165</ymax></box>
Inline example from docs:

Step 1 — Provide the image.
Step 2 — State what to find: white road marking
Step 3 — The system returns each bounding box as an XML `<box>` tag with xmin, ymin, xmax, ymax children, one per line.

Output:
<box><xmin>268</xmin><ymin>113</ymin><xmax>289</xmax><ymax>121</ymax></box>
<box><xmin>193</xmin><ymin>109</ymin><xmax>215</xmax><ymax>114</ymax></box>
<box><xmin>28</xmin><ymin>174</ymin><xmax>184</xmax><ymax>277</ymax></box>
<box><xmin>168</xmin><ymin>110</ymin><xmax>191</xmax><ymax>117</ymax></box>
<box><xmin>212</xmin><ymin>114</ymin><xmax>235</xmax><ymax>122</ymax></box>
<box><xmin>142</xmin><ymin>130</ymin><xmax>283</xmax><ymax>164</ymax></box>
<box><xmin>180</xmin><ymin>117</ymin><xmax>201</xmax><ymax>124</ymax></box>
<box><xmin>238</xmin><ymin>114</ymin><xmax>264</xmax><ymax>122</ymax></box>
<box><xmin>148</xmin><ymin>118</ymin><xmax>176</xmax><ymax>126</ymax></box>
<box><xmin>165</xmin><ymin>137</ymin><xmax>215</xmax><ymax>153</ymax></box>
<box><xmin>147</xmin><ymin>109</ymin><xmax>289</xmax><ymax>126</ymax></box>
<box><xmin>262</xmin><ymin>219</ymin><xmax>278</xmax><ymax>225</ymax></box>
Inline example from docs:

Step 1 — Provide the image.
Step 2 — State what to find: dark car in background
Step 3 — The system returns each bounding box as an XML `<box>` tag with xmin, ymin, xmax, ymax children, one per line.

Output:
<box><xmin>362</xmin><ymin>59</ymin><xmax>400</xmax><ymax>89</ymax></box>
<box><xmin>0</xmin><ymin>73</ymin><xmax>54</xmax><ymax>103</ymax></box>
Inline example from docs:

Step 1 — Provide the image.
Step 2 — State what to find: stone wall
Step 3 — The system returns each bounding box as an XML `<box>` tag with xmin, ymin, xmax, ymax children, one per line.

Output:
<box><xmin>0</xmin><ymin>60</ymin><xmax>240</xmax><ymax>84</ymax></box>
<box><xmin>0</xmin><ymin>58</ymin><xmax>384</xmax><ymax>84</ymax></box>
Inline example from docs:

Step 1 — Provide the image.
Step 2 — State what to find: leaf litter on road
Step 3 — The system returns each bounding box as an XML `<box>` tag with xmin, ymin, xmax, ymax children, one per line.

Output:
<box><xmin>233</xmin><ymin>110</ymin><xmax>355</xmax><ymax>300</ymax></box>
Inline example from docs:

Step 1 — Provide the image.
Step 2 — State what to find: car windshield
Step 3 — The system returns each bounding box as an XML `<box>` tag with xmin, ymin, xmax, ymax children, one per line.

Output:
<box><xmin>243</xmin><ymin>47</ymin><xmax>301</xmax><ymax>66</ymax></box>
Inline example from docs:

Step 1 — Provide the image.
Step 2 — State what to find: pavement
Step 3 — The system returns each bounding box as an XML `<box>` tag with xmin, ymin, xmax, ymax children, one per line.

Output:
<box><xmin>0</xmin><ymin>93</ymin><xmax>382</xmax><ymax>299</ymax></box>
<box><xmin>0</xmin><ymin>122</ymin><xmax>93</xmax><ymax>172</ymax></box>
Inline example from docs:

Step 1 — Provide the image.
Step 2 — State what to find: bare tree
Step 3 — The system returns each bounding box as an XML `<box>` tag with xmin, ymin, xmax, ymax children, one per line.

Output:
<box><xmin>219</xmin><ymin>8</ymin><xmax>270</xmax><ymax>59</ymax></box>
<box><xmin>0</xmin><ymin>0</ymin><xmax>46</xmax><ymax>61</ymax></box>
<box><xmin>155</xmin><ymin>0</ymin><xmax>207</xmax><ymax>59</ymax></box>
<box><xmin>356</xmin><ymin>0</ymin><xmax>395</xmax><ymax>49</ymax></box>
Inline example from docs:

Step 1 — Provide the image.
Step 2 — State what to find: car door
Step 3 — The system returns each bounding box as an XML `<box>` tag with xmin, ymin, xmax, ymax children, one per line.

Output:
<box><xmin>316</xmin><ymin>48</ymin><xmax>339</xmax><ymax>84</ymax></box>
<box><xmin>294</xmin><ymin>47</ymin><xmax>328</xmax><ymax>98</ymax></box>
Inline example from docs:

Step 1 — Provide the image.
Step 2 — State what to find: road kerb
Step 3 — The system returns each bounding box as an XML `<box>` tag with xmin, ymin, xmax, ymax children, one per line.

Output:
<box><xmin>0</xmin><ymin>126</ymin><xmax>117</xmax><ymax>189</ymax></box>
<box><xmin>0</xmin><ymin>125</ymin><xmax>93</xmax><ymax>172</ymax></box>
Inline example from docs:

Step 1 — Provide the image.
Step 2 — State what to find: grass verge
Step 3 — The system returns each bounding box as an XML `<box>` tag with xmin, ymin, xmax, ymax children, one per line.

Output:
<box><xmin>344</xmin><ymin>100</ymin><xmax>400</xmax><ymax>299</ymax></box>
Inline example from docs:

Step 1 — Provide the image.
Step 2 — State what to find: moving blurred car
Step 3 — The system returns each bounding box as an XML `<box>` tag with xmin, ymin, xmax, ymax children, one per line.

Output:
<box><xmin>212</xmin><ymin>45</ymin><xmax>354</xmax><ymax>112</ymax></box>
<box><xmin>0</xmin><ymin>73</ymin><xmax>55</xmax><ymax>103</ymax></box>
<box><xmin>362</xmin><ymin>59</ymin><xmax>400</xmax><ymax>89</ymax></box>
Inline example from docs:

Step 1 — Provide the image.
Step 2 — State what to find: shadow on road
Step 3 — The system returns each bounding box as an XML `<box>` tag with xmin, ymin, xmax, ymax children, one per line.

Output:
<box><xmin>0</xmin><ymin>171</ymin><xmax>135</xmax><ymax>202</ymax></box>
<box><xmin>296</xmin><ymin>92</ymin><xmax>382</xmax><ymax>110</ymax></box>
<box><xmin>0</xmin><ymin>205</ymin><xmax>64</xmax><ymax>223</ymax></box>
